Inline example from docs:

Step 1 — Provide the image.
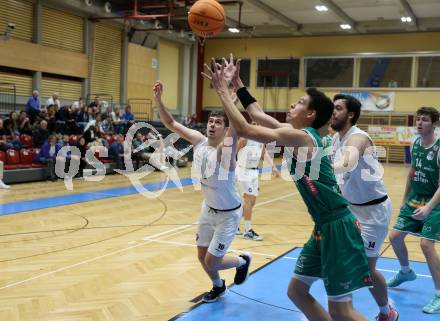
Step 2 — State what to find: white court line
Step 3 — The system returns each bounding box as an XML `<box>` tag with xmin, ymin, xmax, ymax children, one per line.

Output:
<box><xmin>0</xmin><ymin>224</ymin><xmax>196</xmax><ymax>290</ymax></box>
<box><xmin>1</xmin><ymin>192</ymin><xmax>298</xmax><ymax>290</ymax></box>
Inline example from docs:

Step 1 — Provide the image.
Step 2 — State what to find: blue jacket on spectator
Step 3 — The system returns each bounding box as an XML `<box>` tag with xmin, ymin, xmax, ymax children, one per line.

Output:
<box><xmin>108</xmin><ymin>141</ymin><xmax>123</xmax><ymax>160</ymax></box>
<box><xmin>26</xmin><ymin>96</ymin><xmax>40</xmax><ymax>113</ymax></box>
<box><xmin>122</xmin><ymin>111</ymin><xmax>134</xmax><ymax>121</ymax></box>
<box><xmin>36</xmin><ymin>142</ymin><xmax>61</xmax><ymax>162</ymax></box>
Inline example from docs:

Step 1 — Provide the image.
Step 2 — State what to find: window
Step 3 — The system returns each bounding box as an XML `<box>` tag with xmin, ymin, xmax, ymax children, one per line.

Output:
<box><xmin>257</xmin><ymin>58</ymin><xmax>299</xmax><ymax>88</ymax></box>
<box><xmin>418</xmin><ymin>56</ymin><xmax>440</xmax><ymax>88</ymax></box>
<box><xmin>305</xmin><ymin>58</ymin><xmax>353</xmax><ymax>87</ymax></box>
<box><xmin>359</xmin><ymin>57</ymin><xmax>412</xmax><ymax>88</ymax></box>
<box><xmin>215</xmin><ymin>58</ymin><xmax>251</xmax><ymax>87</ymax></box>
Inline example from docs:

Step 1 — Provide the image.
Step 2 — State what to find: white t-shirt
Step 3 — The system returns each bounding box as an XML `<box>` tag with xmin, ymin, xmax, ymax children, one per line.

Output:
<box><xmin>332</xmin><ymin>126</ymin><xmax>389</xmax><ymax>224</ymax></box>
<box><xmin>192</xmin><ymin>138</ymin><xmax>241</xmax><ymax>210</ymax></box>
<box><xmin>237</xmin><ymin>139</ymin><xmax>264</xmax><ymax>169</ymax></box>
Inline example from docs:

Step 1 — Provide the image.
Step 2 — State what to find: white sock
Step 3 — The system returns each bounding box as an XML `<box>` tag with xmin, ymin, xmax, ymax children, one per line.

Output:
<box><xmin>379</xmin><ymin>305</ymin><xmax>389</xmax><ymax>314</ymax></box>
<box><xmin>244</xmin><ymin>220</ymin><xmax>252</xmax><ymax>232</ymax></box>
<box><xmin>436</xmin><ymin>289</ymin><xmax>440</xmax><ymax>297</ymax></box>
<box><xmin>237</xmin><ymin>256</ymin><xmax>246</xmax><ymax>267</ymax></box>
<box><xmin>400</xmin><ymin>265</ymin><xmax>411</xmax><ymax>273</ymax></box>
<box><xmin>213</xmin><ymin>278</ymin><xmax>223</xmax><ymax>287</ymax></box>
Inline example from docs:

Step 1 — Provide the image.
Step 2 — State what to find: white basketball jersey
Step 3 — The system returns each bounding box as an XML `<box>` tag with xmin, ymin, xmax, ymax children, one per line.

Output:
<box><xmin>237</xmin><ymin>139</ymin><xmax>264</xmax><ymax>169</ymax></box>
<box><xmin>192</xmin><ymin>138</ymin><xmax>241</xmax><ymax>209</ymax></box>
<box><xmin>332</xmin><ymin>126</ymin><xmax>387</xmax><ymax>205</ymax></box>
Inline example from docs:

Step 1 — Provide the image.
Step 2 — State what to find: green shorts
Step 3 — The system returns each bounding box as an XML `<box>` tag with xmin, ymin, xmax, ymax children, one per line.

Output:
<box><xmin>294</xmin><ymin>213</ymin><xmax>372</xmax><ymax>297</ymax></box>
<box><xmin>394</xmin><ymin>204</ymin><xmax>440</xmax><ymax>242</ymax></box>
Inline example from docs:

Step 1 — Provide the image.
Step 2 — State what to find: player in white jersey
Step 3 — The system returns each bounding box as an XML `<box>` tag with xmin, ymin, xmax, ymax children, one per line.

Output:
<box><xmin>330</xmin><ymin>94</ymin><xmax>398</xmax><ymax>321</ymax></box>
<box><xmin>236</xmin><ymin>134</ymin><xmax>279</xmax><ymax>241</ymax></box>
<box><xmin>153</xmin><ymin>81</ymin><xmax>251</xmax><ymax>303</ymax></box>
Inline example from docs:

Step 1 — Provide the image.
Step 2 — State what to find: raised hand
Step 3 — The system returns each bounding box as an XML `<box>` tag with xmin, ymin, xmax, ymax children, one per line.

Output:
<box><xmin>222</xmin><ymin>53</ymin><xmax>242</xmax><ymax>89</ymax></box>
<box><xmin>201</xmin><ymin>58</ymin><xmax>229</xmax><ymax>94</ymax></box>
<box><xmin>153</xmin><ymin>81</ymin><xmax>163</xmax><ymax>100</ymax></box>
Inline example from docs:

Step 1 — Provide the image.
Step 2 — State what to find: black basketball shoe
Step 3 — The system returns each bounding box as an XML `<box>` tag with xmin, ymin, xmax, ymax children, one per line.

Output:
<box><xmin>202</xmin><ymin>279</ymin><xmax>226</xmax><ymax>303</ymax></box>
<box><xmin>234</xmin><ymin>253</ymin><xmax>252</xmax><ymax>285</ymax></box>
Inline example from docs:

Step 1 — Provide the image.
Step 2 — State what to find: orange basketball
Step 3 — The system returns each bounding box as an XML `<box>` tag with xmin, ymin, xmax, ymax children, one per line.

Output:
<box><xmin>188</xmin><ymin>0</ymin><xmax>225</xmax><ymax>38</ymax></box>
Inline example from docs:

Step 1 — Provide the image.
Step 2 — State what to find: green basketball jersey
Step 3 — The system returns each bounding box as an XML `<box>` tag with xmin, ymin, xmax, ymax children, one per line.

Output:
<box><xmin>288</xmin><ymin>128</ymin><xmax>350</xmax><ymax>225</ymax></box>
<box><xmin>406</xmin><ymin>136</ymin><xmax>440</xmax><ymax>208</ymax></box>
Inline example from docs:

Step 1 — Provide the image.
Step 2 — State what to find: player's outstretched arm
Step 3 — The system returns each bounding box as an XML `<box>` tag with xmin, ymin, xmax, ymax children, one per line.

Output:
<box><xmin>224</xmin><ymin>54</ymin><xmax>290</xmax><ymax>129</ymax></box>
<box><xmin>202</xmin><ymin>59</ymin><xmax>311</xmax><ymax>149</ymax></box>
<box><xmin>332</xmin><ymin>134</ymin><xmax>368</xmax><ymax>174</ymax></box>
<box><xmin>153</xmin><ymin>81</ymin><xmax>204</xmax><ymax>146</ymax></box>
<box><xmin>217</xmin><ymin>124</ymin><xmax>239</xmax><ymax>171</ymax></box>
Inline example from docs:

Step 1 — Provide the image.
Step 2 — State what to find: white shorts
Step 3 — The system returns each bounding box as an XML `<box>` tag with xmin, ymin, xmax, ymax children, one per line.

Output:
<box><xmin>349</xmin><ymin>198</ymin><xmax>392</xmax><ymax>257</ymax></box>
<box><xmin>236</xmin><ymin>167</ymin><xmax>259</xmax><ymax>196</ymax></box>
<box><xmin>196</xmin><ymin>201</ymin><xmax>242</xmax><ymax>257</ymax></box>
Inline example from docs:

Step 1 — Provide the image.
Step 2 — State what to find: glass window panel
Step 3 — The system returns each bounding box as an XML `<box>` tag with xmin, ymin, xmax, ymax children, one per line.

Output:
<box><xmin>305</xmin><ymin>58</ymin><xmax>353</xmax><ymax>87</ymax></box>
<box><xmin>359</xmin><ymin>57</ymin><xmax>412</xmax><ymax>88</ymax></box>
<box><xmin>257</xmin><ymin>58</ymin><xmax>299</xmax><ymax>88</ymax></box>
<box><xmin>418</xmin><ymin>56</ymin><xmax>440</xmax><ymax>88</ymax></box>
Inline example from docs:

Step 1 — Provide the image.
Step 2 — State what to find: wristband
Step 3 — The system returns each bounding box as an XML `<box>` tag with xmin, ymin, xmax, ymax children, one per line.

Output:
<box><xmin>236</xmin><ymin>87</ymin><xmax>256</xmax><ymax>108</ymax></box>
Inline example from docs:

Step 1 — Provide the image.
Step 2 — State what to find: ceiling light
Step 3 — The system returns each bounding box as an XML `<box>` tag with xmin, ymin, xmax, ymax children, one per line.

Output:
<box><xmin>315</xmin><ymin>5</ymin><xmax>328</xmax><ymax>12</ymax></box>
<box><xmin>228</xmin><ymin>27</ymin><xmax>240</xmax><ymax>33</ymax></box>
<box><xmin>401</xmin><ymin>16</ymin><xmax>412</xmax><ymax>23</ymax></box>
<box><xmin>340</xmin><ymin>24</ymin><xmax>352</xmax><ymax>30</ymax></box>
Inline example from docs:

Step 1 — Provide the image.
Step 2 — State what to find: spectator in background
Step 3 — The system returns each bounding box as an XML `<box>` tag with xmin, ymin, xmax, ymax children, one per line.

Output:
<box><xmin>184</xmin><ymin>113</ymin><xmax>197</xmax><ymax>128</ymax></box>
<box><xmin>2</xmin><ymin>119</ymin><xmax>22</xmax><ymax>150</ymax></box>
<box><xmin>35</xmin><ymin>134</ymin><xmax>61</xmax><ymax>181</ymax></box>
<box><xmin>18</xmin><ymin>111</ymin><xmax>32</xmax><ymax>136</ymax></box>
<box><xmin>122</xmin><ymin>105</ymin><xmax>135</xmax><ymax>122</ymax></box>
<box><xmin>76</xmin><ymin>105</ymin><xmax>90</xmax><ymax>133</ymax></box>
<box><xmin>32</xmin><ymin>120</ymin><xmax>49</xmax><ymax>148</ymax></box>
<box><xmin>76</xmin><ymin>136</ymin><xmax>87</xmax><ymax>178</ymax></box>
<box><xmin>72</xmin><ymin>97</ymin><xmax>85</xmax><ymax>110</ymax></box>
<box><xmin>8</xmin><ymin>111</ymin><xmax>18</xmax><ymax>132</ymax></box>
<box><xmin>26</xmin><ymin>90</ymin><xmax>41</xmax><ymax>124</ymax></box>
<box><xmin>0</xmin><ymin>119</ymin><xmax>12</xmax><ymax>151</ymax></box>
<box><xmin>101</xmin><ymin>114</ymin><xmax>113</xmax><ymax>134</ymax></box>
<box><xmin>46</xmin><ymin>92</ymin><xmax>61</xmax><ymax>109</ymax></box>
<box><xmin>89</xmin><ymin>95</ymin><xmax>101</xmax><ymax>114</ymax></box>
<box><xmin>46</xmin><ymin>104</ymin><xmax>57</xmax><ymax>133</ymax></box>
<box><xmin>122</xmin><ymin>105</ymin><xmax>135</xmax><ymax>133</ymax></box>
<box><xmin>108</xmin><ymin>134</ymin><xmax>125</xmax><ymax>170</ymax></box>
<box><xmin>110</xmin><ymin>106</ymin><xmax>122</xmax><ymax>134</ymax></box>
<box><xmin>88</xmin><ymin>106</ymin><xmax>96</xmax><ymax>121</ymax></box>
<box><xmin>132</xmin><ymin>131</ymin><xmax>151</xmax><ymax>170</ymax></box>
<box><xmin>83</xmin><ymin>124</ymin><xmax>96</xmax><ymax>145</ymax></box>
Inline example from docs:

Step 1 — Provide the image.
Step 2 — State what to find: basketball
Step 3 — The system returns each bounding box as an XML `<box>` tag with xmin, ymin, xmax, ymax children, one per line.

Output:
<box><xmin>188</xmin><ymin>0</ymin><xmax>225</xmax><ymax>38</ymax></box>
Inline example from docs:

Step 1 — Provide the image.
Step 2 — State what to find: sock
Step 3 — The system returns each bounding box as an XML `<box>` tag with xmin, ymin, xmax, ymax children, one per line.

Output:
<box><xmin>436</xmin><ymin>289</ymin><xmax>440</xmax><ymax>297</ymax></box>
<box><xmin>379</xmin><ymin>305</ymin><xmax>389</xmax><ymax>315</ymax></box>
<box><xmin>400</xmin><ymin>265</ymin><xmax>411</xmax><ymax>273</ymax></box>
<box><xmin>213</xmin><ymin>278</ymin><xmax>223</xmax><ymax>287</ymax></box>
<box><xmin>237</xmin><ymin>256</ymin><xmax>246</xmax><ymax>267</ymax></box>
<box><xmin>244</xmin><ymin>220</ymin><xmax>252</xmax><ymax>232</ymax></box>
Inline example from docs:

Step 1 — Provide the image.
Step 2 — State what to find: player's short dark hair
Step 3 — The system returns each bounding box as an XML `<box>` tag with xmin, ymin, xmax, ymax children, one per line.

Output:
<box><xmin>208</xmin><ymin>110</ymin><xmax>229</xmax><ymax>127</ymax></box>
<box><xmin>307</xmin><ymin>88</ymin><xmax>334</xmax><ymax>129</ymax></box>
<box><xmin>333</xmin><ymin>94</ymin><xmax>362</xmax><ymax>125</ymax></box>
<box><xmin>416</xmin><ymin>107</ymin><xmax>439</xmax><ymax>123</ymax></box>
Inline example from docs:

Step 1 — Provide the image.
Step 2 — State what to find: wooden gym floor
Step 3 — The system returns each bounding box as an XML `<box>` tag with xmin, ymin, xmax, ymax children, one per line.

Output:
<box><xmin>0</xmin><ymin>163</ymin><xmax>437</xmax><ymax>321</ymax></box>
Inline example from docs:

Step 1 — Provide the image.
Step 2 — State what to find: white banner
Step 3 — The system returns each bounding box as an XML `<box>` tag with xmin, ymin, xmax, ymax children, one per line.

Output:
<box><xmin>341</xmin><ymin>92</ymin><xmax>395</xmax><ymax>111</ymax></box>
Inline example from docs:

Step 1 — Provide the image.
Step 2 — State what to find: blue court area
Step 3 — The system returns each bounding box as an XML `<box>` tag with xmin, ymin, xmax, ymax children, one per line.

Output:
<box><xmin>173</xmin><ymin>248</ymin><xmax>436</xmax><ymax>321</ymax></box>
<box><xmin>0</xmin><ymin>166</ymin><xmax>281</xmax><ymax>216</ymax></box>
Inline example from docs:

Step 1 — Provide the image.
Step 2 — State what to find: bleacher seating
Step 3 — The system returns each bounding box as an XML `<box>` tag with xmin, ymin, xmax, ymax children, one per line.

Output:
<box><xmin>5</xmin><ymin>149</ymin><xmax>20</xmax><ymax>169</ymax></box>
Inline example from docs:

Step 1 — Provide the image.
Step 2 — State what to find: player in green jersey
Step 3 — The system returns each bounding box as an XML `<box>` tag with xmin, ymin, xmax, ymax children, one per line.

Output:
<box><xmin>388</xmin><ymin>107</ymin><xmax>440</xmax><ymax>314</ymax></box>
<box><xmin>203</xmin><ymin>55</ymin><xmax>372</xmax><ymax>321</ymax></box>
